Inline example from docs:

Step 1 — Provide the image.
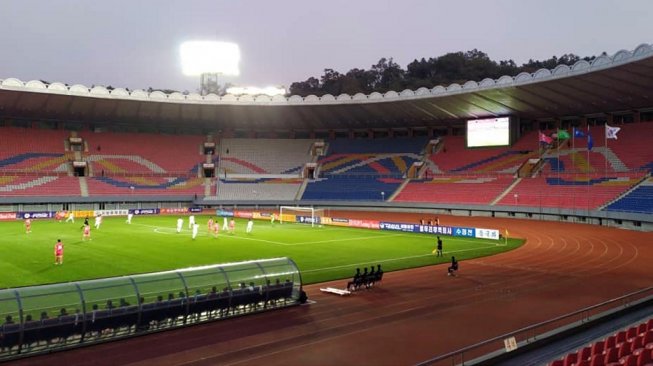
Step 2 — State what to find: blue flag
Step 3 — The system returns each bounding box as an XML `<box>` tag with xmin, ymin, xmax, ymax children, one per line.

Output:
<box><xmin>573</xmin><ymin>128</ymin><xmax>585</xmax><ymax>138</ymax></box>
<box><xmin>587</xmin><ymin>134</ymin><xmax>593</xmax><ymax>151</ymax></box>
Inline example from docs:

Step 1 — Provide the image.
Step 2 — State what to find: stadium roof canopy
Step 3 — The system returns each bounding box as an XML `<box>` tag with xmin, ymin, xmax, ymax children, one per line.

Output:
<box><xmin>1</xmin><ymin>43</ymin><xmax>652</xmax><ymax>130</ymax></box>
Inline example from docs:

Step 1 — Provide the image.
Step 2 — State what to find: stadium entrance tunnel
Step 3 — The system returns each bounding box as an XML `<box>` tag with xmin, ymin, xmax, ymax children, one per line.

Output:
<box><xmin>0</xmin><ymin>257</ymin><xmax>303</xmax><ymax>361</ymax></box>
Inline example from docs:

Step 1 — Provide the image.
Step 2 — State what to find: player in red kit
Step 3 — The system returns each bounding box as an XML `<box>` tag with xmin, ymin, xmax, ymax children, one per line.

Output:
<box><xmin>54</xmin><ymin>239</ymin><xmax>64</xmax><ymax>265</ymax></box>
<box><xmin>82</xmin><ymin>224</ymin><xmax>91</xmax><ymax>241</ymax></box>
<box><xmin>24</xmin><ymin>218</ymin><xmax>32</xmax><ymax>234</ymax></box>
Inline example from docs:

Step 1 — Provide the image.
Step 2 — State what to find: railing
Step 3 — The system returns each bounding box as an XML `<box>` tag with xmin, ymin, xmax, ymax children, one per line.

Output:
<box><xmin>415</xmin><ymin>286</ymin><xmax>653</xmax><ymax>366</ymax></box>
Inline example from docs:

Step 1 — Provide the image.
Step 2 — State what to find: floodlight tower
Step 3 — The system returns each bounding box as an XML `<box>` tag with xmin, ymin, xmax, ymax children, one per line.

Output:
<box><xmin>180</xmin><ymin>41</ymin><xmax>240</xmax><ymax>96</ymax></box>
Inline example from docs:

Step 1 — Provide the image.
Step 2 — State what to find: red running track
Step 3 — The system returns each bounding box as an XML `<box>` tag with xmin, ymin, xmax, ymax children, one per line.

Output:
<box><xmin>13</xmin><ymin>212</ymin><xmax>653</xmax><ymax>366</ymax></box>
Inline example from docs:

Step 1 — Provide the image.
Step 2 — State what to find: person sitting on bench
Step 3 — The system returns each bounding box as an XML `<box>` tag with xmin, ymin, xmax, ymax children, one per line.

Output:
<box><xmin>447</xmin><ymin>256</ymin><xmax>458</xmax><ymax>276</ymax></box>
<box><xmin>347</xmin><ymin>268</ymin><xmax>361</xmax><ymax>291</ymax></box>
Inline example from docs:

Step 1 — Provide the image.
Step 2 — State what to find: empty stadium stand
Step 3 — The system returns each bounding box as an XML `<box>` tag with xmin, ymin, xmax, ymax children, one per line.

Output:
<box><xmin>86</xmin><ymin>176</ymin><xmax>205</xmax><ymax>196</ymax></box>
<box><xmin>215</xmin><ymin>178</ymin><xmax>303</xmax><ymax>201</ymax></box>
<box><xmin>218</xmin><ymin>138</ymin><xmax>317</xmax><ymax>175</ymax></box>
<box><xmin>495</xmin><ymin>173</ymin><xmax>643</xmax><ymax>210</ymax></box>
<box><xmin>428</xmin><ymin>133</ymin><xmax>537</xmax><ymax>174</ymax></box>
<box><xmin>82</xmin><ymin>131</ymin><xmax>205</xmax><ymax>175</ymax></box>
<box><xmin>301</xmin><ymin>137</ymin><xmax>427</xmax><ymax>201</ymax></box>
<box><xmin>605</xmin><ymin>178</ymin><xmax>653</xmax><ymax>214</ymax></box>
<box><xmin>0</xmin><ymin>176</ymin><xmax>81</xmax><ymax>196</ymax></box>
<box><xmin>394</xmin><ymin>175</ymin><xmax>515</xmax><ymax>205</ymax></box>
<box><xmin>548</xmin><ymin>318</ymin><xmax>653</xmax><ymax>366</ymax></box>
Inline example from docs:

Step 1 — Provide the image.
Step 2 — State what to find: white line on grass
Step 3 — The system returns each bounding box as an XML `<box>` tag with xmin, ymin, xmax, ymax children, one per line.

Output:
<box><xmin>301</xmin><ymin>246</ymin><xmax>505</xmax><ymax>273</ymax></box>
<box><xmin>290</xmin><ymin>233</ymin><xmax>405</xmax><ymax>245</ymax></box>
<box><xmin>134</xmin><ymin>223</ymin><xmax>503</xmax><ymax>248</ymax></box>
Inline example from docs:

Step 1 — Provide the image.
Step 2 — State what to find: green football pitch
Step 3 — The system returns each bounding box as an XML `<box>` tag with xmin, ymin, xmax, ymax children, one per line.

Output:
<box><xmin>0</xmin><ymin>215</ymin><xmax>524</xmax><ymax>288</ymax></box>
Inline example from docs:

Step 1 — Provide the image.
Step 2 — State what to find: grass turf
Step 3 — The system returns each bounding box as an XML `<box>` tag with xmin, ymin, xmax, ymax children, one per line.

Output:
<box><xmin>0</xmin><ymin>215</ymin><xmax>524</xmax><ymax>289</ymax></box>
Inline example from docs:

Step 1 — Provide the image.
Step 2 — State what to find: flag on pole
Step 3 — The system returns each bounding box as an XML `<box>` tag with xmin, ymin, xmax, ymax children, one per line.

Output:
<box><xmin>573</xmin><ymin>128</ymin><xmax>585</xmax><ymax>138</ymax></box>
<box><xmin>539</xmin><ymin>131</ymin><xmax>553</xmax><ymax>144</ymax></box>
<box><xmin>505</xmin><ymin>229</ymin><xmax>509</xmax><ymax>245</ymax></box>
<box><xmin>557</xmin><ymin>129</ymin><xmax>571</xmax><ymax>140</ymax></box>
<box><xmin>587</xmin><ymin>134</ymin><xmax>594</xmax><ymax>151</ymax></box>
<box><xmin>605</xmin><ymin>124</ymin><xmax>621</xmax><ymax>139</ymax></box>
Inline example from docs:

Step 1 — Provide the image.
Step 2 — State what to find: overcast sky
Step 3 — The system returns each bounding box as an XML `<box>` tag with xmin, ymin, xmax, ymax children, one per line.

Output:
<box><xmin>0</xmin><ymin>0</ymin><xmax>651</xmax><ymax>93</ymax></box>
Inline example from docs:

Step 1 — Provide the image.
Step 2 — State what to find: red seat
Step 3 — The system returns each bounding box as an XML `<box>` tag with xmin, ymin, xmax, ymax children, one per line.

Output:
<box><xmin>604</xmin><ymin>347</ymin><xmax>618</xmax><ymax>364</ymax></box>
<box><xmin>643</xmin><ymin>330</ymin><xmax>653</xmax><ymax>348</ymax></box>
<box><xmin>616</xmin><ymin>331</ymin><xmax>627</xmax><ymax>345</ymax></box>
<box><xmin>578</xmin><ymin>346</ymin><xmax>592</xmax><ymax>362</ymax></box>
<box><xmin>646</xmin><ymin>318</ymin><xmax>653</xmax><ymax>332</ymax></box>
<box><xmin>591</xmin><ymin>341</ymin><xmax>604</xmax><ymax>355</ymax></box>
<box><xmin>563</xmin><ymin>351</ymin><xmax>578</xmax><ymax>366</ymax></box>
<box><xmin>638</xmin><ymin>323</ymin><xmax>648</xmax><ymax>335</ymax></box>
<box><xmin>619</xmin><ymin>354</ymin><xmax>636</xmax><ymax>366</ymax></box>
<box><xmin>637</xmin><ymin>348</ymin><xmax>652</xmax><ymax>365</ymax></box>
<box><xmin>550</xmin><ymin>360</ymin><xmax>563</xmax><ymax>366</ymax></box>
<box><xmin>563</xmin><ymin>352</ymin><xmax>577</xmax><ymax>366</ymax></box>
<box><xmin>589</xmin><ymin>353</ymin><xmax>604</xmax><ymax>366</ymax></box>
<box><xmin>626</xmin><ymin>327</ymin><xmax>637</xmax><ymax>340</ymax></box>
<box><xmin>604</xmin><ymin>335</ymin><xmax>616</xmax><ymax>350</ymax></box>
<box><xmin>618</xmin><ymin>342</ymin><xmax>632</xmax><ymax>359</ymax></box>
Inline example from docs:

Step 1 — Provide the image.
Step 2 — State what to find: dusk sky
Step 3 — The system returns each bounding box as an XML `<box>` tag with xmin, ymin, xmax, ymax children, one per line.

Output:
<box><xmin>1</xmin><ymin>0</ymin><xmax>651</xmax><ymax>93</ymax></box>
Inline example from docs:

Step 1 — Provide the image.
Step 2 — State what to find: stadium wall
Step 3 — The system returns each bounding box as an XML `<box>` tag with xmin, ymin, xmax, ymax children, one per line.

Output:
<box><xmin>1</xmin><ymin>198</ymin><xmax>651</xmax><ymax>231</ymax></box>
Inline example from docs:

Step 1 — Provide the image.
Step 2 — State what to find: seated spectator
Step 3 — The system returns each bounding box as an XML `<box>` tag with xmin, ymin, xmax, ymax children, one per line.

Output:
<box><xmin>40</xmin><ymin>311</ymin><xmax>49</xmax><ymax>320</ymax></box>
<box><xmin>447</xmin><ymin>256</ymin><xmax>459</xmax><ymax>276</ymax></box>
<box><xmin>375</xmin><ymin>264</ymin><xmax>384</xmax><ymax>283</ymax></box>
<box><xmin>347</xmin><ymin>268</ymin><xmax>361</xmax><ymax>291</ymax></box>
<box><xmin>356</xmin><ymin>267</ymin><xmax>369</xmax><ymax>290</ymax></box>
<box><xmin>59</xmin><ymin>308</ymin><xmax>68</xmax><ymax>317</ymax></box>
<box><xmin>4</xmin><ymin>315</ymin><xmax>14</xmax><ymax>324</ymax></box>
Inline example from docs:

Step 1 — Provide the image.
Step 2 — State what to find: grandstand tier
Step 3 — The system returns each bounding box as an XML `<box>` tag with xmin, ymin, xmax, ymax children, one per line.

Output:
<box><xmin>394</xmin><ymin>175</ymin><xmax>515</xmax><ymax>205</ymax></box>
<box><xmin>219</xmin><ymin>138</ymin><xmax>317</xmax><ymax>175</ymax></box>
<box><xmin>82</xmin><ymin>131</ymin><xmax>205</xmax><ymax>174</ymax></box>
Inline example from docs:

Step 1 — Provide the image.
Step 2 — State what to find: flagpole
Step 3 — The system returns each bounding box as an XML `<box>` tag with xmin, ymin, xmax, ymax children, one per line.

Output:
<box><xmin>604</xmin><ymin>123</ymin><xmax>608</xmax><ymax>176</ymax></box>
<box><xmin>587</xmin><ymin>124</ymin><xmax>591</xmax><ymax>214</ymax></box>
<box><xmin>572</xmin><ymin>128</ymin><xmax>575</xmax><ymax>173</ymax></box>
<box><xmin>572</xmin><ymin>128</ymin><xmax>576</xmax><ymax>209</ymax></box>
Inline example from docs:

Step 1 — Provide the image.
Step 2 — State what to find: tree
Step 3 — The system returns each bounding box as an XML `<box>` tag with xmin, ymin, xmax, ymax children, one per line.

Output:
<box><xmin>286</xmin><ymin>49</ymin><xmax>600</xmax><ymax>96</ymax></box>
<box><xmin>288</xmin><ymin>77</ymin><xmax>321</xmax><ymax>96</ymax></box>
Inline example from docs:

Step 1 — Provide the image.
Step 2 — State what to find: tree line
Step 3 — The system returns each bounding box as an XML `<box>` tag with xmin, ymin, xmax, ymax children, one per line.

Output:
<box><xmin>288</xmin><ymin>49</ymin><xmax>606</xmax><ymax>97</ymax></box>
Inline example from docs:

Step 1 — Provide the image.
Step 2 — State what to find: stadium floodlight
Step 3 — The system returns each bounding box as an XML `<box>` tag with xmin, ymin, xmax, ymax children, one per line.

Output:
<box><xmin>226</xmin><ymin>86</ymin><xmax>286</xmax><ymax>97</ymax></box>
<box><xmin>180</xmin><ymin>41</ymin><xmax>240</xmax><ymax>76</ymax></box>
<box><xmin>180</xmin><ymin>41</ymin><xmax>240</xmax><ymax>96</ymax></box>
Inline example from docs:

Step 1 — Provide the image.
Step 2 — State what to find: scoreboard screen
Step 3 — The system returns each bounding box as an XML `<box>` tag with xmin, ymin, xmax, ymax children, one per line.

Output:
<box><xmin>466</xmin><ymin>117</ymin><xmax>510</xmax><ymax>147</ymax></box>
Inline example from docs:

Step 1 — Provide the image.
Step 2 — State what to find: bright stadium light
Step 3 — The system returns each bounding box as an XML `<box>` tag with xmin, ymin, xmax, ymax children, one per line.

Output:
<box><xmin>226</xmin><ymin>86</ymin><xmax>286</xmax><ymax>97</ymax></box>
<box><xmin>180</xmin><ymin>41</ymin><xmax>240</xmax><ymax>76</ymax></box>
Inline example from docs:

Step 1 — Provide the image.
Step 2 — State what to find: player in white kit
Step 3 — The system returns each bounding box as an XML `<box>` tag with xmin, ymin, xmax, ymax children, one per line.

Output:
<box><xmin>246</xmin><ymin>219</ymin><xmax>254</xmax><ymax>234</ymax></box>
<box><xmin>192</xmin><ymin>223</ymin><xmax>199</xmax><ymax>240</ymax></box>
<box><xmin>126</xmin><ymin>213</ymin><xmax>133</xmax><ymax>224</ymax></box>
<box><xmin>188</xmin><ymin>215</ymin><xmax>195</xmax><ymax>229</ymax></box>
<box><xmin>94</xmin><ymin>214</ymin><xmax>102</xmax><ymax>230</ymax></box>
<box><xmin>222</xmin><ymin>216</ymin><xmax>228</xmax><ymax>231</ymax></box>
<box><xmin>176</xmin><ymin>217</ymin><xmax>183</xmax><ymax>233</ymax></box>
<box><xmin>65</xmin><ymin>211</ymin><xmax>75</xmax><ymax>223</ymax></box>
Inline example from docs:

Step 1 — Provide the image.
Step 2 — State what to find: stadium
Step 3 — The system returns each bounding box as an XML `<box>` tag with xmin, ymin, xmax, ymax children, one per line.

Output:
<box><xmin>1</xmin><ymin>15</ymin><xmax>653</xmax><ymax>366</ymax></box>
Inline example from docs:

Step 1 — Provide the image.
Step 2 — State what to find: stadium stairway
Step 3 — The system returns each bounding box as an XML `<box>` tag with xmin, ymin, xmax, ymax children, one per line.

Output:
<box><xmin>79</xmin><ymin>177</ymin><xmax>89</xmax><ymax>197</ymax></box>
<box><xmin>388</xmin><ymin>178</ymin><xmax>410</xmax><ymax>201</ymax></box>
<box><xmin>295</xmin><ymin>178</ymin><xmax>309</xmax><ymax>200</ymax></box>
<box><xmin>204</xmin><ymin>178</ymin><xmax>212</xmax><ymax>197</ymax></box>
<box><xmin>490</xmin><ymin>177</ymin><xmax>522</xmax><ymax>205</ymax></box>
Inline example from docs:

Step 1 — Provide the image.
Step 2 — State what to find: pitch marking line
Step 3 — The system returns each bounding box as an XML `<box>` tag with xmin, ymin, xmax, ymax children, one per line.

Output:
<box><xmin>302</xmin><ymin>246</ymin><xmax>505</xmax><ymax>274</ymax></box>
